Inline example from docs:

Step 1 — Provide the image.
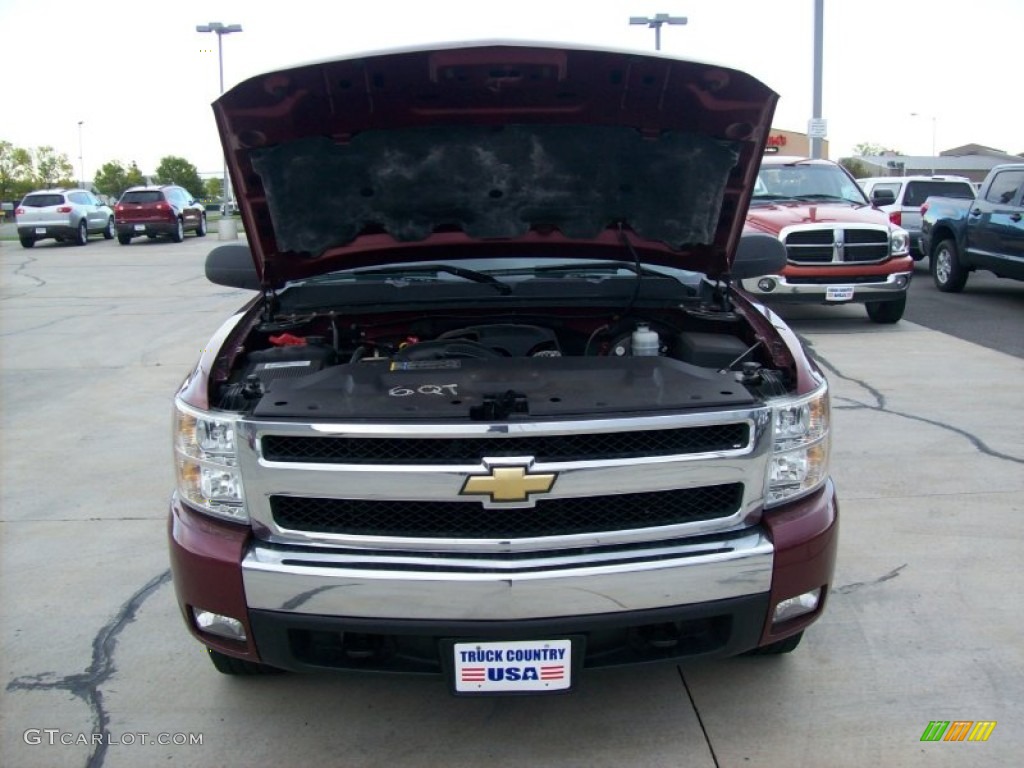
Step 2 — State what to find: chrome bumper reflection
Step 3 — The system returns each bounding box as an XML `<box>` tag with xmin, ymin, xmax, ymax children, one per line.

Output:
<box><xmin>741</xmin><ymin>271</ymin><xmax>912</xmax><ymax>299</ymax></box>
<box><xmin>242</xmin><ymin>528</ymin><xmax>774</xmax><ymax>621</ymax></box>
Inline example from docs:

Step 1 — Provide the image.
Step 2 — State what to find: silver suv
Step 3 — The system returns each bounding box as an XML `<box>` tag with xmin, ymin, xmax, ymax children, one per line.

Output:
<box><xmin>15</xmin><ymin>189</ymin><xmax>115</xmax><ymax>248</ymax></box>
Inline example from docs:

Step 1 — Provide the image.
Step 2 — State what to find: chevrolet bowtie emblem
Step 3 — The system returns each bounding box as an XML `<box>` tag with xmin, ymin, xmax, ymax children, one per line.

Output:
<box><xmin>461</xmin><ymin>466</ymin><xmax>557</xmax><ymax>503</ymax></box>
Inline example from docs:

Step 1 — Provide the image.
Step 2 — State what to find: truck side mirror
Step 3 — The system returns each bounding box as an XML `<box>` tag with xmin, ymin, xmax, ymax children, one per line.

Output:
<box><xmin>871</xmin><ymin>189</ymin><xmax>896</xmax><ymax>206</ymax></box>
<box><xmin>732</xmin><ymin>233</ymin><xmax>787</xmax><ymax>278</ymax></box>
<box><xmin>206</xmin><ymin>243</ymin><xmax>260</xmax><ymax>290</ymax></box>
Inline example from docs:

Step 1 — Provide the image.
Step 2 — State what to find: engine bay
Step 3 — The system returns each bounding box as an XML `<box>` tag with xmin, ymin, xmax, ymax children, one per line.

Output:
<box><xmin>214</xmin><ymin>306</ymin><xmax>791</xmax><ymax>420</ymax></box>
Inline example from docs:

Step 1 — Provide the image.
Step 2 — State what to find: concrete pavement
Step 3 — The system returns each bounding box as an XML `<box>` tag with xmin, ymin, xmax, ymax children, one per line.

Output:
<box><xmin>1</xmin><ymin>236</ymin><xmax>1021</xmax><ymax>768</ymax></box>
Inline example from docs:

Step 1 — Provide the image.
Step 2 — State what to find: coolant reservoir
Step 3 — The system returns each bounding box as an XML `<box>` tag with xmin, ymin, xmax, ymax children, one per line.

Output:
<box><xmin>631</xmin><ymin>323</ymin><xmax>660</xmax><ymax>356</ymax></box>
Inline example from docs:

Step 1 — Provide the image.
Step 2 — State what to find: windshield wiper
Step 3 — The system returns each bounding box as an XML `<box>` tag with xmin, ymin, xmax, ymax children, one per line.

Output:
<box><xmin>751</xmin><ymin>193</ymin><xmax>797</xmax><ymax>202</ymax></box>
<box><xmin>348</xmin><ymin>264</ymin><xmax>512</xmax><ymax>294</ymax></box>
<box><xmin>790</xmin><ymin>194</ymin><xmax>858</xmax><ymax>203</ymax></box>
<box><xmin>522</xmin><ymin>260</ymin><xmax>671</xmax><ymax>278</ymax></box>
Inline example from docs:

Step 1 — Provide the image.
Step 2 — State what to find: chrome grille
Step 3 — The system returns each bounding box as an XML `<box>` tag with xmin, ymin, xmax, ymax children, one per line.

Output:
<box><xmin>270</xmin><ymin>484</ymin><xmax>744</xmax><ymax>538</ymax></box>
<box><xmin>784</xmin><ymin>226</ymin><xmax>890</xmax><ymax>264</ymax></box>
<box><xmin>238</xmin><ymin>408</ymin><xmax>771</xmax><ymax>550</ymax></box>
<box><xmin>261</xmin><ymin>424</ymin><xmax>750</xmax><ymax>464</ymax></box>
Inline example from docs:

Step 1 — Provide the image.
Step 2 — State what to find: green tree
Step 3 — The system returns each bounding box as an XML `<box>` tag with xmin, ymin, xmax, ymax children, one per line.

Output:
<box><xmin>93</xmin><ymin>160</ymin><xmax>145</xmax><ymax>199</ymax></box>
<box><xmin>203</xmin><ymin>177</ymin><xmax>223</xmax><ymax>202</ymax></box>
<box><xmin>853</xmin><ymin>142</ymin><xmax>903</xmax><ymax>157</ymax></box>
<box><xmin>839</xmin><ymin>157</ymin><xmax>871</xmax><ymax>178</ymax></box>
<box><xmin>32</xmin><ymin>146</ymin><xmax>76</xmax><ymax>189</ymax></box>
<box><xmin>0</xmin><ymin>140</ymin><xmax>34</xmax><ymax>200</ymax></box>
<box><xmin>154</xmin><ymin>156</ymin><xmax>203</xmax><ymax>196</ymax></box>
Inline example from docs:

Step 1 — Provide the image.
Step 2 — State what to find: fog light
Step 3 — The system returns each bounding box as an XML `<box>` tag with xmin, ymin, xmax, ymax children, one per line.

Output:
<box><xmin>895</xmin><ymin>275</ymin><xmax>909</xmax><ymax>288</ymax></box>
<box><xmin>757</xmin><ymin>277</ymin><xmax>777</xmax><ymax>292</ymax></box>
<box><xmin>772</xmin><ymin>588</ymin><xmax>821</xmax><ymax>624</ymax></box>
<box><xmin>192</xmin><ymin>607</ymin><xmax>247</xmax><ymax>641</ymax></box>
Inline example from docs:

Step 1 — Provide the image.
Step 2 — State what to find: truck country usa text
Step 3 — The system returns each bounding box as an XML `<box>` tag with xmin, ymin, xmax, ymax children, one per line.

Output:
<box><xmin>459</xmin><ymin>647</ymin><xmax>567</xmax><ymax>663</ymax></box>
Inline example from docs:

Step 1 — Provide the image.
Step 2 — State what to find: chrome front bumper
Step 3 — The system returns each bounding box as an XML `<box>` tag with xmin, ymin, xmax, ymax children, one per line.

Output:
<box><xmin>740</xmin><ymin>270</ymin><xmax>912</xmax><ymax>301</ymax></box>
<box><xmin>241</xmin><ymin>527</ymin><xmax>774</xmax><ymax>621</ymax></box>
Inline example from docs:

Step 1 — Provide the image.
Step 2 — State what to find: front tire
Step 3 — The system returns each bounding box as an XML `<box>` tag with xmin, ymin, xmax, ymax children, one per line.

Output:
<box><xmin>865</xmin><ymin>294</ymin><xmax>906</xmax><ymax>324</ymax></box>
<box><xmin>171</xmin><ymin>218</ymin><xmax>184</xmax><ymax>243</ymax></box>
<box><xmin>103</xmin><ymin>217</ymin><xmax>115</xmax><ymax>239</ymax></box>
<box><xmin>74</xmin><ymin>220</ymin><xmax>88</xmax><ymax>246</ymax></box>
<box><xmin>208</xmin><ymin>649</ymin><xmax>282</xmax><ymax>676</ymax></box>
<box><xmin>931</xmin><ymin>238</ymin><xmax>968</xmax><ymax>292</ymax></box>
<box><xmin>196</xmin><ymin>215</ymin><xmax>207</xmax><ymax>237</ymax></box>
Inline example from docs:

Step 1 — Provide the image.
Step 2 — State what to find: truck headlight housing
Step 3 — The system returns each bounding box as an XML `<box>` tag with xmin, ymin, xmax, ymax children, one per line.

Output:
<box><xmin>890</xmin><ymin>227</ymin><xmax>910</xmax><ymax>256</ymax></box>
<box><xmin>173</xmin><ymin>400</ymin><xmax>247</xmax><ymax>523</ymax></box>
<box><xmin>765</xmin><ymin>384</ymin><xmax>830</xmax><ymax>507</ymax></box>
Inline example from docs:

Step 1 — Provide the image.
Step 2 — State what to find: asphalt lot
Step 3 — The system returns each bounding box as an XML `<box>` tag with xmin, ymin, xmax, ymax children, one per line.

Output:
<box><xmin>1</xmin><ymin>235</ymin><xmax>1022</xmax><ymax>768</ymax></box>
<box><xmin>902</xmin><ymin>259</ymin><xmax>1024</xmax><ymax>359</ymax></box>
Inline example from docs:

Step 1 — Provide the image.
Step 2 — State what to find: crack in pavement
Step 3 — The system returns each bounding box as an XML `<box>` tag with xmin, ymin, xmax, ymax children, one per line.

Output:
<box><xmin>6</xmin><ymin>570</ymin><xmax>171</xmax><ymax>768</ymax></box>
<box><xmin>1</xmin><ymin>253</ymin><xmax>47</xmax><ymax>299</ymax></box>
<box><xmin>834</xmin><ymin>564</ymin><xmax>908</xmax><ymax>595</ymax></box>
<box><xmin>676</xmin><ymin>667</ymin><xmax>720</xmax><ymax>768</ymax></box>
<box><xmin>804</xmin><ymin>341</ymin><xmax>1024</xmax><ymax>466</ymax></box>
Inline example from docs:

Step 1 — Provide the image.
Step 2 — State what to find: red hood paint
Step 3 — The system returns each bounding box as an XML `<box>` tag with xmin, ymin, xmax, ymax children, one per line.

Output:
<box><xmin>745</xmin><ymin>200</ymin><xmax>889</xmax><ymax>234</ymax></box>
<box><xmin>212</xmin><ymin>42</ymin><xmax>778</xmax><ymax>288</ymax></box>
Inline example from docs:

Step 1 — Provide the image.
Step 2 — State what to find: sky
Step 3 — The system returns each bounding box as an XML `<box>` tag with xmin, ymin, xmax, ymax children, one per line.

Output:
<box><xmin>2</xmin><ymin>0</ymin><xmax>1020</xmax><ymax>183</ymax></box>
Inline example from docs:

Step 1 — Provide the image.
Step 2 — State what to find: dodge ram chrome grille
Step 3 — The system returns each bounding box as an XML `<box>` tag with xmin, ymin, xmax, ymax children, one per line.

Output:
<box><xmin>783</xmin><ymin>224</ymin><xmax>890</xmax><ymax>264</ymax></box>
<box><xmin>271</xmin><ymin>484</ymin><xmax>744</xmax><ymax>538</ymax></box>
<box><xmin>261</xmin><ymin>423</ymin><xmax>749</xmax><ymax>464</ymax></box>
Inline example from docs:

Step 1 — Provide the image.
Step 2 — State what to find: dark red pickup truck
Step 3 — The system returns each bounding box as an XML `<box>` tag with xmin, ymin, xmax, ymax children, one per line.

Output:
<box><xmin>169</xmin><ymin>42</ymin><xmax>838</xmax><ymax>692</ymax></box>
<box><xmin>920</xmin><ymin>164</ymin><xmax>1024</xmax><ymax>291</ymax></box>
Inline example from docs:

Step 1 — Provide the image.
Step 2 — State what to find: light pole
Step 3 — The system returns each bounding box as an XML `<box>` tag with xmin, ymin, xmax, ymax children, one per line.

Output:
<box><xmin>629</xmin><ymin>13</ymin><xmax>687</xmax><ymax>51</ymax></box>
<box><xmin>910</xmin><ymin>113</ymin><xmax>937</xmax><ymax>175</ymax></box>
<box><xmin>196</xmin><ymin>22</ymin><xmax>243</xmax><ymax>215</ymax></box>
<box><xmin>77</xmin><ymin>121</ymin><xmax>85</xmax><ymax>189</ymax></box>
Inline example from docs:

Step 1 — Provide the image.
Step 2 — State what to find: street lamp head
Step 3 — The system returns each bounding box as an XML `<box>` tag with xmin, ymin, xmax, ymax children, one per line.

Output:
<box><xmin>629</xmin><ymin>14</ymin><xmax>688</xmax><ymax>27</ymax></box>
<box><xmin>197</xmin><ymin>22</ymin><xmax>243</xmax><ymax>35</ymax></box>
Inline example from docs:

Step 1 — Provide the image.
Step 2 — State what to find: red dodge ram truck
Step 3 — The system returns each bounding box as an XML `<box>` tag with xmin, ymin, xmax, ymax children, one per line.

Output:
<box><xmin>169</xmin><ymin>42</ymin><xmax>838</xmax><ymax>694</ymax></box>
<box><xmin>741</xmin><ymin>155</ymin><xmax>914</xmax><ymax>323</ymax></box>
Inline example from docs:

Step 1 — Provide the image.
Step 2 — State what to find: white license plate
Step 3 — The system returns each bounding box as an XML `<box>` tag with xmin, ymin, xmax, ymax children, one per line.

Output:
<box><xmin>826</xmin><ymin>286</ymin><xmax>855</xmax><ymax>302</ymax></box>
<box><xmin>134</xmin><ymin>224</ymin><xmax>146</xmax><ymax>231</ymax></box>
<box><xmin>35</xmin><ymin>227</ymin><xmax>46</xmax><ymax>234</ymax></box>
<box><xmin>454</xmin><ymin>639</ymin><xmax>572</xmax><ymax>693</ymax></box>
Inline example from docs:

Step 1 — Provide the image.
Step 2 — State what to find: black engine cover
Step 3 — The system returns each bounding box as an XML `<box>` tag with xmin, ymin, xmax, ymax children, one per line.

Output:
<box><xmin>251</xmin><ymin>356</ymin><xmax>756</xmax><ymax>420</ymax></box>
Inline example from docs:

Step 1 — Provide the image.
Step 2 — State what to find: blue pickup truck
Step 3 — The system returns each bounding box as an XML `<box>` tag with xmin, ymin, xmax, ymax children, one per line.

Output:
<box><xmin>920</xmin><ymin>163</ymin><xmax>1024</xmax><ymax>291</ymax></box>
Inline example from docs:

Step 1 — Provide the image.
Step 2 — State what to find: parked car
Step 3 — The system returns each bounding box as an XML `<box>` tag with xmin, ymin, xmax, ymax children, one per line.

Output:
<box><xmin>920</xmin><ymin>164</ymin><xmax>1024</xmax><ymax>291</ymax></box>
<box><xmin>14</xmin><ymin>189</ymin><xmax>114</xmax><ymax>248</ymax></box>
<box><xmin>740</xmin><ymin>156</ymin><xmax>914</xmax><ymax>323</ymax></box>
<box><xmin>114</xmin><ymin>185</ymin><xmax>207</xmax><ymax>244</ymax></box>
<box><xmin>859</xmin><ymin>175</ymin><xmax>976</xmax><ymax>259</ymax></box>
<box><xmin>170</xmin><ymin>42</ymin><xmax>839</xmax><ymax>686</ymax></box>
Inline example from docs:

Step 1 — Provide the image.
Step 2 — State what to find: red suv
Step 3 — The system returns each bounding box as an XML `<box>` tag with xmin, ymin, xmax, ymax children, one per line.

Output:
<box><xmin>115</xmin><ymin>185</ymin><xmax>207</xmax><ymax>244</ymax></box>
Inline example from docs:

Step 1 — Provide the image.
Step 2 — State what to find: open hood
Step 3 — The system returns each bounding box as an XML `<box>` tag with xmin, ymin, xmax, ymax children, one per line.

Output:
<box><xmin>213</xmin><ymin>42</ymin><xmax>778</xmax><ymax>289</ymax></box>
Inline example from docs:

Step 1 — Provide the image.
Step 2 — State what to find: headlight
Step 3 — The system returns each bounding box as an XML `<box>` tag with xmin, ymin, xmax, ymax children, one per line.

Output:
<box><xmin>173</xmin><ymin>400</ymin><xmax>247</xmax><ymax>523</ymax></box>
<box><xmin>890</xmin><ymin>227</ymin><xmax>910</xmax><ymax>256</ymax></box>
<box><xmin>765</xmin><ymin>384</ymin><xmax>830</xmax><ymax>507</ymax></box>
